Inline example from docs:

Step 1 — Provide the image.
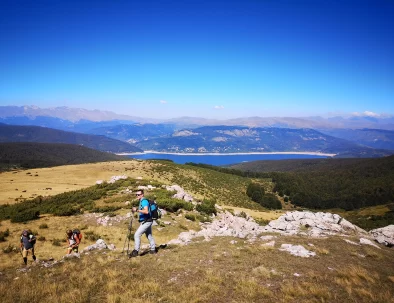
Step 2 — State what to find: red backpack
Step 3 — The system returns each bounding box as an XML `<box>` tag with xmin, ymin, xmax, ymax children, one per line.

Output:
<box><xmin>72</xmin><ymin>229</ymin><xmax>83</xmax><ymax>242</ymax></box>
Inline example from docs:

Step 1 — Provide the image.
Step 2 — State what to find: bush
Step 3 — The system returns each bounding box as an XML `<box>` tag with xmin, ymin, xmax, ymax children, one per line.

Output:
<box><xmin>260</xmin><ymin>194</ymin><xmax>282</xmax><ymax>210</ymax></box>
<box><xmin>196</xmin><ymin>200</ymin><xmax>217</xmax><ymax>215</ymax></box>
<box><xmin>157</xmin><ymin>198</ymin><xmax>194</xmax><ymax>212</ymax></box>
<box><xmin>52</xmin><ymin>239</ymin><xmax>62</xmax><ymax>246</ymax></box>
<box><xmin>247</xmin><ymin>182</ymin><xmax>265</xmax><ymax>197</ymax></box>
<box><xmin>185</xmin><ymin>214</ymin><xmax>196</xmax><ymax>221</ymax></box>
<box><xmin>3</xmin><ymin>244</ymin><xmax>17</xmax><ymax>254</ymax></box>
<box><xmin>254</xmin><ymin>218</ymin><xmax>270</xmax><ymax>226</ymax></box>
<box><xmin>247</xmin><ymin>182</ymin><xmax>265</xmax><ymax>203</ymax></box>
<box><xmin>11</xmin><ymin>210</ymin><xmax>40</xmax><ymax>223</ymax></box>
<box><xmin>0</xmin><ymin>228</ymin><xmax>10</xmax><ymax>242</ymax></box>
<box><xmin>251</xmin><ymin>191</ymin><xmax>263</xmax><ymax>203</ymax></box>
<box><xmin>196</xmin><ymin>214</ymin><xmax>212</xmax><ymax>223</ymax></box>
<box><xmin>238</xmin><ymin>211</ymin><xmax>248</xmax><ymax>219</ymax></box>
<box><xmin>39</xmin><ymin>223</ymin><xmax>49</xmax><ymax>229</ymax></box>
<box><xmin>179</xmin><ymin>224</ymin><xmax>188</xmax><ymax>230</ymax></box>
<box><xmin>84</xmin><ymin>230</ymin><xmax>100</xmax><ymax>241</ymax></box>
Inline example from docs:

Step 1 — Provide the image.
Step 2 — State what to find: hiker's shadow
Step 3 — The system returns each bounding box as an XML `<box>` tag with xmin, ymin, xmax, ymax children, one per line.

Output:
<box><xmin>140</xmin><ymin>244</ymin><xmax>167</xmax><ymax>256</ymax></box>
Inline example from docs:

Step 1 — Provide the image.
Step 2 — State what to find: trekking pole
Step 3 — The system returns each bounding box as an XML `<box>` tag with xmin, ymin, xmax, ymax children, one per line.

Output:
<box><xmin>122</xmin><ymin>216</ymin><xmax>133</xmax><ymax>255</ymax></box>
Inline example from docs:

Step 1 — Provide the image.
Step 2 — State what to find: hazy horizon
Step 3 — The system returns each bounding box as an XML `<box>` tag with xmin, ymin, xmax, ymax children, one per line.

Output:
<box><xmin>1</xmin><ymin>0</ymin><xmax>393</xmax><ymax>119</ymax></box>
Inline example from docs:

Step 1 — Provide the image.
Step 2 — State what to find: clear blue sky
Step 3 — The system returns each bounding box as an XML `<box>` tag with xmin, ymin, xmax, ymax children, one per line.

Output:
<box><xmin>0</xmin><ymin>0</ymin><xmax>393</xmax><ymax>119</ymax></box>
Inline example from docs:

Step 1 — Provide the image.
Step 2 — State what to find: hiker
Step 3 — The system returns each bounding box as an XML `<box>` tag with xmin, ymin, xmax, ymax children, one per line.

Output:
<box><xmin>20</xmin><ymin>229</ymin><xmax>36</xmax><ymax>265</ymax></box>
<box><xmin>130</xmin><ymin>189</ymin><xmax>156</xmax><ymax>257</ymax></box>
<box><xmin>66</xmin><ymin>229</ymin><xmax>81</xmax><ymax>254</ymax></box>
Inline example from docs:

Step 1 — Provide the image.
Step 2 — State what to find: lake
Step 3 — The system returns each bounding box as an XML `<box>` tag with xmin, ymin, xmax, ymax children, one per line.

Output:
<box><xmin>126</xmin><ymin>153</ymin><xmax>331</xmax><ymax>166</ymax></box>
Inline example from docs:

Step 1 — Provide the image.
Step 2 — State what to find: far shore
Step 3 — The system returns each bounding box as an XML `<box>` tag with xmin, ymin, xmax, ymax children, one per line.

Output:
<box><xmin>117</xmin><ymin>151</ymin><xmax>336</xmax><ymax>157</ymax></box>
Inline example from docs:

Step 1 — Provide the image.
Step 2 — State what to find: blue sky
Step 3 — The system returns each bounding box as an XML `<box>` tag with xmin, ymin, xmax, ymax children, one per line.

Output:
<box><xmin>0</xmin><ymin>0</ymin><xmax>393</xmax><ymax>119</ymax></box>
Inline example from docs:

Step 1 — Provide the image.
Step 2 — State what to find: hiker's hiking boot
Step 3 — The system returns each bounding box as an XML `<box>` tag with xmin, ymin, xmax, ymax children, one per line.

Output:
<box><xmin>129</xmin><ymin>250</ymin><xmax>139</xmax><ymax>258</ymax></box>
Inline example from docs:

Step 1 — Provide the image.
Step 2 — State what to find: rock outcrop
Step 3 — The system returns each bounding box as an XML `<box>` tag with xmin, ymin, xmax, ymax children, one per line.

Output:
<box><xmin>263</xmin><ymin>211</ymin><xmax>368</xmax><ymax>237</ymax></box>
<box><xmin>82</xmin><ymin>239</ymin><xmax>116</xmax><ymax>252</ymax></box>
<box><xmin>167</xmin><ymin>211</ymin><xmax>265</xmax><ymax>245</ymax></box>
<box><xmin>370</xmin><ymin>225</ymin><xmax>394</xmax><ymax>246</ymax></box>
<box><xmin>165</xmin><ymin>185</ymin><xmax>194</xmax><ymax>202</ymax></box>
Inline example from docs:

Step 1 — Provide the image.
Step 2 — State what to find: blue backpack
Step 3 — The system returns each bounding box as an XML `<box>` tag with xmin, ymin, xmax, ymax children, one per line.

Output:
<box><xmin>148</xmin><ymin>200</ymin><xmax>161</xmax><ymax>220</ymax></box>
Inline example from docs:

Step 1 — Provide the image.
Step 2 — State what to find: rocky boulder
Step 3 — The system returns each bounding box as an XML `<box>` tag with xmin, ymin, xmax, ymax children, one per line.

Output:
<box><xmin>264</xmin><ymin>211</ymin><xmax>368</xmax><ymax>237</ymax></box>
<box><xmin>370</xmin><ymin>225</ymin><xmax>394</xmax><ymax>246</ymax></box>
<box><xmin>167</xmin><ymin>211</ymin><xmax>265</xmax><ymax>245</ymax></box>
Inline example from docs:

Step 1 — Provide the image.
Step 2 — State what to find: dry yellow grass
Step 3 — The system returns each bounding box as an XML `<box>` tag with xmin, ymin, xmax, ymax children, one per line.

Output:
<box><xmin>1</xmin><ymin>230</ymin><xmax>394</xmax><ymax>302</ymax></box>
<box><xmin>224</xmin><ymin>206</ymin><xmax>282</xmax><ymax>221</ymax></box>
<box><xmin>0</xmin><ymin>160</ymin><xmax>175</xmax><ymax>205</ymax></box>
<box><xmin>1</xmin><ymin>160</ymin><xmax>394</xmax><ymax>302</ymax></box>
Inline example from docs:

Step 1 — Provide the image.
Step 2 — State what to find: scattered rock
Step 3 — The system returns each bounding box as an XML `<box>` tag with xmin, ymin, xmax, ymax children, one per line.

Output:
<box><xmin>64</xmin><ymin>252</ymin><xmax>80</xmax><ymax>259</ymax></box>
<box><xmin>279</xmin><ymin>244</ymin><xmax>316</xmax><ymax>258</ymax></box>
<box><xmin>344</xmin><ymin>239</ymin><xmax>360</xmax><ymax>246</ymax></box>
<box><xmin>82</xmin><ymin>239</ymin><xmax>115</xmax><ymax>252</ymax></box>
<box><xmin>262</xmin><ymin>241</ymin><xmax>275</xmax><ymax>247</ymax></box>
<box><xmin>370</xmin><ymin>225</ymin><xmax>394</xmax><ymax>246</ymax></box>
<box><xmin>360</xmin><ymin>238</ymin><xmax>381</xmax><ymax>249</ymax></box>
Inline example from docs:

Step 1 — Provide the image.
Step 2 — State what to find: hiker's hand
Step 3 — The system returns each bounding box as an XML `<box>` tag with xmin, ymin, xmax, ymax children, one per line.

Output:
<box><xmin>132</xmin><ymin>207</ymin><xmax>137</xmax><ymax>213</ymax></box>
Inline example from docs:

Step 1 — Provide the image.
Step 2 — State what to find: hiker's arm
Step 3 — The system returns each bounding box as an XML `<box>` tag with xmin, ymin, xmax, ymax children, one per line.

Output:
<box><xmin>74</xmin><ymin>235</ymin><xmax>80</xmax><ymax>245</ymax></box>
<box><xmin>138</xmin><ymin>206</ymin><xmax>149</xmax><ymax>215</ymax></box>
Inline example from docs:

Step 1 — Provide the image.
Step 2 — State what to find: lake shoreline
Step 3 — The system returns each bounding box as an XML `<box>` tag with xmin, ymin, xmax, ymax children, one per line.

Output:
<box><xmin>117</xmin><ymin>151</ymin><xmax>336</xmax><ymax>157</ymax></box>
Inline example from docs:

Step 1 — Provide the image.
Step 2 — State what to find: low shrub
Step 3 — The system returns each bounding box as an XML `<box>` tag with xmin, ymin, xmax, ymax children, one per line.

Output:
<box><xmin>84</xmin><ymin>230</ymin><xmax>101</xmax><ymax>241</ymax></box>
<box><xmin>157</xmin><ymin>198</ymin><xmax>194</xmax><ymax>212</ymax></box>
<box><xmin>196</xmin><ymin>214</ymin><xmax>212</xmax><ymax>223</ymax></box>
<box><xmin>179</xmin><ymin>224</ymin><xmax>188</xmax><ymax>230</ymax></box>
<box><xmin>185</xmin><ymin>214</ymin><xmax>196</xmax><ymax>221</ymax></box>
<box><xmin>0</xmin><ymin>228</ymin><xmax>10</xmax><ymax>242</ymax></box>
<box><xmin>254</xmin><ymin>218</ymin><xmax>270</xmax><ymax>226</ymax></box>
<box><xmin>10</xmin><ymin>210</ymin><xmax>40</xmax><ymax>223</ymax></box>
<box><xmin>260</xmin><ymin>194</ymin><xmax>282</xmax><ymax>210</ymax></box>
<box><xmin>39</xmin><ymin>223</ymin><xmax>49</xmax><ymax>229</ymax></box>
<box><xmin>2</xmin><ymin>244</ymin><xmax>18</xmax><ymax>254</ymax></box>
<box><xmin>196</xmin><ymin>199</ymin><xmax>217</xmax><ymax>215</ymax></box>
<box><xmin>52</xmin><ymin>239</ymin><xmax>62</xmax><ymax>246</ymax></box>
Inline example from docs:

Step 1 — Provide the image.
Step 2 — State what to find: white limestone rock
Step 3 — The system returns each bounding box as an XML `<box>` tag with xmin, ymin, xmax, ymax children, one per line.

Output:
<box><xmin>279</xmin><ymin>244</ymin><xmax>316</xmax><ymax>258</ymax></box>
<box><xmin>370</xmin><ymin>225</ymin><xmax>394</xmax><ymax>246</ymax></box>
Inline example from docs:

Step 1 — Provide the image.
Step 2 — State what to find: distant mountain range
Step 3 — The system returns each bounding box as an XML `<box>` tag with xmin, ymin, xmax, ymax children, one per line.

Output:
<box><xmin>1</xmin><ymin>105</ymin><xmax>394</xmax><ymax>157</ymax></box>
<box><xmin>133</xmin><ymin>126</ymin><xmax>393</xmax><ymax>157</ymax></box>
<box><xmin>1</xmin><ymin>105</ymin><xmax>394</xmax><ymax>129</ymax></box>
<box><xmin>0</xmin><ymin>124</ymin><xmax>142</xmax><ymax>153</ymax></box>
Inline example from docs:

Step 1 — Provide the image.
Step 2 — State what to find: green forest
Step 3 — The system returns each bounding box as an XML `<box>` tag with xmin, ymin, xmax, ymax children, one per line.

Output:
<box><xmin>0</xmin><ymin>142</ymin><xmax>127</xmax><ymax>171</ymax></box>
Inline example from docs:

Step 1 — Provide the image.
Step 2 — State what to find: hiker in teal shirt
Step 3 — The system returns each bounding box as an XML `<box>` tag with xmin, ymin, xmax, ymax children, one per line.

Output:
<box><xmin>130</xmin><ymin>189</ymin><xmax>156</xmax><ymax>257</ymax></box>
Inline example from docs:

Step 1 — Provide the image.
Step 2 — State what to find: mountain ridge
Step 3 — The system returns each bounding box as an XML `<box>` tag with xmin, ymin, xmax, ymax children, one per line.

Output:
<box><xmin>0</xmin><ymin>124</ymin><xmax>142</xmax><ymax>153</ymax></box>
<box><xmin>1</xmin><ymin>105</ymin><xmax>394</xmax><ymax>129</ymax></box>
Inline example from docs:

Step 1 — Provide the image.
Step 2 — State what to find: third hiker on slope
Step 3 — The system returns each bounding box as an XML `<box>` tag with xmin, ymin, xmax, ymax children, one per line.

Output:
<box><xmin>66</xmin><ymin>229</ymin><xmax>80</xmax><ymax>254</ymax></box>
<box><xmin>130</xmin><ymin>189</ymin><xmax>156</xmax><ymax>257</ymax></box>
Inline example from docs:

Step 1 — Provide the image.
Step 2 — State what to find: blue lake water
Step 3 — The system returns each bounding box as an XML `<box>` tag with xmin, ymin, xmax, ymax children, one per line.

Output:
<box><xmin>127</xmin><ymin>153</ymin><xmax>329</xmax><ymax>166</ymax></box>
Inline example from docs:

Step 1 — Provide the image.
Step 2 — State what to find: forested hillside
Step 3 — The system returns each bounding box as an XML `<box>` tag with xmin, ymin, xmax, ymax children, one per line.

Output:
<box><xmin>230</xmin><ymin>156</ymin><xmax>394</xmax><ymax>210</ymax></box>
<box><xmin>0</xmin><ymin>124</ymin><xmax>142</xmax><ymax>153</ymax></box>
<box><xmin>0</xmin><ymin>142</ymin><xmax>128</xmax><ymax>171</ymax></box>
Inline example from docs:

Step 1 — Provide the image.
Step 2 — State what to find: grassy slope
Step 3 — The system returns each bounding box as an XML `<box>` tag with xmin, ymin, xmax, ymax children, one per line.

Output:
<box><xmin>0</xmin><ymin>160</ymin><xmax>393</xmax><ymax>302</ymax></box>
